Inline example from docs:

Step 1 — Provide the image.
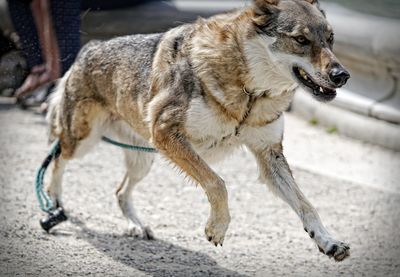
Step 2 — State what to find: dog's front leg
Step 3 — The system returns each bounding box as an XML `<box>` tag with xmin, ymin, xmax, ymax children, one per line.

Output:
<box><xmin>151</xmin><ymin>116</ymin><xmax>230</xmax><ymax>246</ymax></box>
<box><xmin>249</xmin><ymin>143</ymin><xmax>350</xmax><ymax>261</ymax></box>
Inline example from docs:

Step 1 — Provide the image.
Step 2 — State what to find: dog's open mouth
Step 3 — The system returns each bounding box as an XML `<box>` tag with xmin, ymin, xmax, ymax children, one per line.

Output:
<box><xmin>293</xmin><ymin>66</ymin><xmax>336</xmax><ymax>102</ymax></box>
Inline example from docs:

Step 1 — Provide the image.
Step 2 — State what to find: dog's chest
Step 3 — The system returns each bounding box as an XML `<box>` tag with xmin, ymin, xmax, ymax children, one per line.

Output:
<box><xmin>185</xmin><ymin>98</ymin><xmax>240</xmax><ymax>162</ymax></box>
<box><xmin>184</xmin><ymin>95</ymin><xmax>288</xmax><ymax>162</ymax></box>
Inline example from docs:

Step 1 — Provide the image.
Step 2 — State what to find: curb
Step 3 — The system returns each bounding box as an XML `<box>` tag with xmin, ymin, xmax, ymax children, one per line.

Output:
<box><xmin>322</xmin><ymin>3</ymin><xmax>400</xmax><ymax>125</ymax></box>
<box><xmin>291</xmin><ymin>89</ymin><xmax>400</xmax><ymax>151</ymax></box>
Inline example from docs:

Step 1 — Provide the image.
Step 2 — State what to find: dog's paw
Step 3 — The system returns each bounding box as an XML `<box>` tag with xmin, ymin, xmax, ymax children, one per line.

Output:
<box><xmin>317</xmin><ymin>237</ymin><xmax>350</xmax><ymax>262</ymax></box>
<box><xmin>205</xmin><ymin>214</ymin><xmax>230</xmax><ymax>247</ymax></box>
<box><xmin>128</xmin><ymin>224</ymin><xmax>155</xmax><ymax>240</ymax></box>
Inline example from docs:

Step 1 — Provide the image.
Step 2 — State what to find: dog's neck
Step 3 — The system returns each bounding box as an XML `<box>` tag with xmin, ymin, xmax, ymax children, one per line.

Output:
<box><xmin>242</xmin><ymin>34</ymin><xmax>298</xmax><ymax>98</ymax></box>
<box><xmin>190</xmin><ymin>8</ymin><xmax>297</xmax><ymax>121</ymax></box>
<box><xmin>192</xmin><ymin>9</ymin><xmax>296</xmax><ymax>94</ymax></box>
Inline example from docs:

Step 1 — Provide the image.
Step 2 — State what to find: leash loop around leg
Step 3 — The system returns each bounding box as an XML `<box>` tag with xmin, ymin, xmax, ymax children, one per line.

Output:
<box><xmin>35</xmin><ymin>136</ymin><xmax>155</xmax><ymax>232</ymax></box>
<box><xmin>35</xmin><ymin>137</ymin><xmax>156</xmax><ymax>212</ymax></box>
<box><xmin>35</xmin><ymin>140</ymin><xmax>61</xmax><ymax>213</ymax></box>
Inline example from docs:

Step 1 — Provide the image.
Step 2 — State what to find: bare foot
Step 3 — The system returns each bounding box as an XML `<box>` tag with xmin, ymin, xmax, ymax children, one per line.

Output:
<box><xmin>31</xmin><ymin>64</ymin><xmax>46</xmax><ymax>74</ymax></box>
<box><xmin>15</xmin><ymin>65</ymin><xmax>58</xmax><ymax>100</ymax></box>
<box><xmin>15</xmin><ymin>72</ymin><xmax>40</xmax><ymax>99</ymax></box>
<box><xmin>37</xmin><ymin>68</ymin><xmax>58</xmax><ymax>87</ymax></box>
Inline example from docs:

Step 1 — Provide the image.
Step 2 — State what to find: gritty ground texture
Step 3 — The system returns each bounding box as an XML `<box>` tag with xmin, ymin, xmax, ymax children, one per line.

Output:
<box><xmin>0</xmin><ymin>104</ymin><xmax>400</xmax><ymax>276</ymax></box>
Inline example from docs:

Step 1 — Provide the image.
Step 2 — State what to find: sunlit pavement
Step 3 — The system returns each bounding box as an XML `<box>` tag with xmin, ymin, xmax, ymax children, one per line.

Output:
<box><xmin>0</xmin><ymin>105</ymin><xmax>399</xmax><ymax>276</ymax></box>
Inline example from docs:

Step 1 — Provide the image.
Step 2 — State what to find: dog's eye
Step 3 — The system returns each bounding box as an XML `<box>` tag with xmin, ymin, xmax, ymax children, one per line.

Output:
<box><xmin>327</xmin><ymin>33</ymin><xmax>334</xmax><ymax>44</ymax></box>
<box><xmin>294</xmin><ymin>35</ymin><xmax>310</xmax><ymax>45</ymax></box>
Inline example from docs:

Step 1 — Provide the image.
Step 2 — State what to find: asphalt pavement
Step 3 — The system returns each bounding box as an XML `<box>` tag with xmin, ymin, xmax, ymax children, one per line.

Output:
<box><xmin>0</xmin><ymin>104</ymin><xmax>399</xmax><ymax>276</ymax></box>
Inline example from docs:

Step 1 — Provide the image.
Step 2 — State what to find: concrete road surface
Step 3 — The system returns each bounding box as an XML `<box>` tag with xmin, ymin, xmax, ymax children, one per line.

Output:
<box><xmin>0</xmin><ymin>104</ymin><xmax>399</xmax><ymax>276</ymax></box>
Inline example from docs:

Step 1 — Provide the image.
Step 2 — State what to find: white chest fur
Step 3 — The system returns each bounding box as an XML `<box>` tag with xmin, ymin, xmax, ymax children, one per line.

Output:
<box><xmin>185</xmin><ymin>98</ymin><xmax>285</xmax><ymax>163</ymax></box>
<box><xmin>185</xmin><ymin>98</ymin><xmax>239</xmax><ymax>162</ymax></box>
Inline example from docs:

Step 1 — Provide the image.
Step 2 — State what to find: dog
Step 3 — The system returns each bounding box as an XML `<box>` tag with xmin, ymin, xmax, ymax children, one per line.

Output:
<box><xmin>46</xmin><ymin>0</ymin><xmax>351</xmax><ymax>261</ymax></box>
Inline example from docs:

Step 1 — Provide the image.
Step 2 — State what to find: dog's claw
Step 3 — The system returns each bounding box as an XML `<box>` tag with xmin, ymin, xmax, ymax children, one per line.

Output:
<box><xmin>204</xmin><ymin>213</ymin><xmax>230</xmax><ymax>247</ymax></box>
<box><xmin>128</xmin><ymin>225</ymin><xmax>154</xmax><ymax>240</ymax></box>
<box><xmin>318</xmin><ymin>241</ymin><xmax>350</xmax><ymax>262</ymax></box>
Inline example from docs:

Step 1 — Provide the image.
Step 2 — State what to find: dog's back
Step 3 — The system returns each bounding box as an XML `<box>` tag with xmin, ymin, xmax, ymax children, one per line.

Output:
<box><xmin>47</xmin><ymin>33</ymin><xmax>163</xmax><ymax>144</ymax></box>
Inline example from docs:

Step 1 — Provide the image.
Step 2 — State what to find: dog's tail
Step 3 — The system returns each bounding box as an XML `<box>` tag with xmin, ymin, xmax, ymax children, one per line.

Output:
<box><xmin>46</xmin><ymin>69</ymin><xmax>71</xmax><ymax>143</ymax></box>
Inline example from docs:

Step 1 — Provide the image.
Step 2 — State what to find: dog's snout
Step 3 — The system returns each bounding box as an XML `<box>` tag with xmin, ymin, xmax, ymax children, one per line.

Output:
<box><xmin>329</xmin><ymin>66</ymin><xmax>350</xmax><ymax>87</ymax></box>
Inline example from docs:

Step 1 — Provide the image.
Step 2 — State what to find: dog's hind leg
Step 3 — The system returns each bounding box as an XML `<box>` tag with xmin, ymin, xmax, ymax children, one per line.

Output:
<box><xmin>45</xmin><ymin>155</ymin><xmax>67</xmax><ymax>208</ymax></box>
<box><xmin>111</xmin><ymin>124</ymin><xmax>155</xmax><ymax>239</ymax></box>
<box><xmin>45</xmin><ymin>100</ymin><xmax>107</xmax><ymax>209</ymax></box>
<box><xmin>249</xmin><ymin>142</ymin><xmax>350</xmax><ymax>262</ymax></box>
<box><xmin>117</xmin><ymin>153</ymin><xmax>155</xmax><ymax>239</ymax></box>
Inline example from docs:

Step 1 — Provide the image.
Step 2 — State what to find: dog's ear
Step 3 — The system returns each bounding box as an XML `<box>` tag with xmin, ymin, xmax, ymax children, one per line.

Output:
<box><xmin>252</xmin><ymin>0</ymin><xmax>280</xmax><ymax>15</ymax></box>
<box><xmin>302</xmin><ymin>0</ymin><xmax>325</xmax><ymax>17</ymax></box>
<box><xmin>252</xmin><ymin>0</ymin><xmax>280</xmax><ymax>35</ymax></box>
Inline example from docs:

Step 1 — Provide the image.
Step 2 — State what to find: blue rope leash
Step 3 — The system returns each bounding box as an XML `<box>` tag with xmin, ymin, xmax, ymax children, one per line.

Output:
<box><xmin>35</xmin><ymin>136</ymin><xmax>157</xmax><ymax>212</ymax></box>
<box><xmin>35</xmin><ymin>141</ymin><xmax>61</xmax><ymax>212</ymax></box>
<box><xmin>101</xmin><ymin>136</ymin><xmax>158</xmax><ymax>153</ymax></box>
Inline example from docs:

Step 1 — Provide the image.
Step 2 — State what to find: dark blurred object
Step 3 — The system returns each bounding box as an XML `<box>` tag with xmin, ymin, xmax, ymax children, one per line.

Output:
<box><xmin>0</xmin><ymin>28</ymin><xmax>15</xmax><ymax>56</ymax></box>
<box><xmin>81</xmin><ymin>0</ymin><xmax>154</xmax><ymax>11</ymax></box>
<box><xmin>7</xmin><ymin>0</ymin><xmax>44</xmax><ymax>71</ymax></box>
<box><xmin>6</xmin><ymin>0</ymin><xmax>81</xmax><ymax>106</ymax></box>
<box><xmin>0</xmin><ymin>29</ymin><xmax>27</xmax><ymax>97</ymax></box>
<box><xmin>39</xmin><ymin>207</ymin><xmax>68</xmax><ymax>233</ymax></box>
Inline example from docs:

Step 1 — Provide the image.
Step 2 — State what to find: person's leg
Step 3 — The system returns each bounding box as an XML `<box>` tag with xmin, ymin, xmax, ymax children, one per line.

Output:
<box><xmin>7</xmin><ymin>0</ymin><xmax>46</xmax><ymax>96</ymax></box>
<box><xmin>32</xmin><ymin>0</ymin><xmax>60</xmax><ymax>86</ymax></box>
<box><xmin>50</xmin><ymin>0</ymin><xmax>81</xmax><ymax>75</ymax></box>
<box><xmin>15</xmin><ymin>0</ymin><xmax>61</xmax><ymax>101</ymax></box>
<box><xmin>7</xmin><ymin>0</ymin><xmax>43</xmax><ymax>70</ymax></box>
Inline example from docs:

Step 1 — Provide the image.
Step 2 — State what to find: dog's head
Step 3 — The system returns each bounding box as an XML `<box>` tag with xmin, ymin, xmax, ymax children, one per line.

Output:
<box><xmin>250</xmin><ymin>0</ymin><xmax>350</xmax><ymax>101</ymax></box>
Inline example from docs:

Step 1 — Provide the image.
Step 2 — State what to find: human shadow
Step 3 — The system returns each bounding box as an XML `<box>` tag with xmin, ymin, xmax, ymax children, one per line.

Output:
<box><xmin>68</xmin><ymin>217</ymin><xmax>248</xmax><ymax>277</ymax></box>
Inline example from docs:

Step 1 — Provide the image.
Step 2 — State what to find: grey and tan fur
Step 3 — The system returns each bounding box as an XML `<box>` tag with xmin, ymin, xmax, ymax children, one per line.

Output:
<box><xmin>45</xmin><ymin>0</ymin><xmax>351</xmax><ymax>261</ymax></box>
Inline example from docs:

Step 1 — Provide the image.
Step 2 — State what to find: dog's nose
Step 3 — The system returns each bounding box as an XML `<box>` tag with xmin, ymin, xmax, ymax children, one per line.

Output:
<box><xmin>329</xmin><ymin>66</ymin><xmax>350</xmax><ymax>87</ymax></box>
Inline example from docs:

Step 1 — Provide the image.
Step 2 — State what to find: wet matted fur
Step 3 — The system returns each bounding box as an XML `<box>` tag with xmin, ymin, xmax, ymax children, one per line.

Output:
<box><xmin>46</xmin><ymin>0</ymin><xmax>350</xmax><ymax>261</ymax></box>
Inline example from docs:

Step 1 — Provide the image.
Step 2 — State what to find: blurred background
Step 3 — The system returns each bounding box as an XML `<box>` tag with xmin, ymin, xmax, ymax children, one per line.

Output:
<box><xmin>0</xmin><ymin>1</ymin><xmax>399</xmax><ymax>276</ymax></box>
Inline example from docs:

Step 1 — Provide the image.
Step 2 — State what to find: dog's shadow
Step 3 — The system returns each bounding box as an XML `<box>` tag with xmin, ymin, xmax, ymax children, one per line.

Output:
<box><xmin>66</xmin><ymin>217</ymin><xmax>247</xmax><ymax>277</ymax></box>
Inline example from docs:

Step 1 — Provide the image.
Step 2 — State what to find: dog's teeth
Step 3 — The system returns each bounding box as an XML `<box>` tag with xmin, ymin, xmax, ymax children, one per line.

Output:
<box><xmin>319</xmin><ymin>87</ymin><xmax>323</xmax><ymax>92</ymax></box>
<box><xmin>299</xmin><ymin>69</ymin><xmax>309</xmax><ymax>81</ymax></box>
